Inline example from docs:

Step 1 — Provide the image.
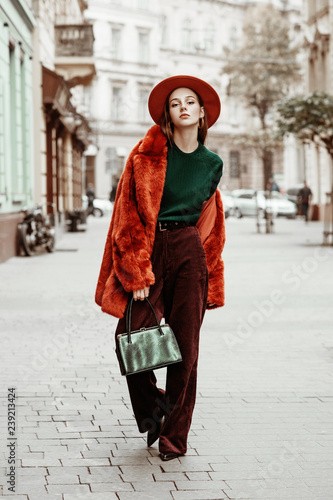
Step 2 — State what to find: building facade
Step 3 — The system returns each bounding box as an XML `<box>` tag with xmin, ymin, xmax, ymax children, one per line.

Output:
<box><xmin>0</xmin><ymin>0</ymin><xmax>95</xmax><ymax>263</ymax></box>
<box><xmin>86</xmin><ymin>0</ymin><xmax>301</xmax><ymax>201</ymax></box>
<box><xmin>0</xmin><ymin>0</ymin><xmax>35</xmax><ymax>262</ymax></box>
<box><xmin>32</xmin><ymin>0</ymin><xmax>95</xmax><ymax>226</ymax></box>
<box><xmin>302</xmin><ymin>0</ymin><xmax>333</xmax><ymax>219</ymax></box>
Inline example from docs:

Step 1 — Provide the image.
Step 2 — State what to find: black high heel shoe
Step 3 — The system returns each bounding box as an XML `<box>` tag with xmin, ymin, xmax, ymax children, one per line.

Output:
<box><xmin>147</xmin><ymin>415</ymin><xmax>165</xmax><ymax>447</ymax></box>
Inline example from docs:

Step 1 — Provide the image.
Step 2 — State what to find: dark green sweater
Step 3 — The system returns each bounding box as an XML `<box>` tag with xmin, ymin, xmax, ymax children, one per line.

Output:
<box><xmin>157</xmin><ymin>142</ymin><xmax>223</xmax><ymax>224</ymax></box>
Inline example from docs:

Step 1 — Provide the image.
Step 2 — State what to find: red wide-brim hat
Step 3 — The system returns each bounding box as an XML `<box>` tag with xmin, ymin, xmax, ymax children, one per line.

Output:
<box><xmin>148</xmin><ymin>75</ymin><xmax>221</xmax><ymax>129</ymax></box>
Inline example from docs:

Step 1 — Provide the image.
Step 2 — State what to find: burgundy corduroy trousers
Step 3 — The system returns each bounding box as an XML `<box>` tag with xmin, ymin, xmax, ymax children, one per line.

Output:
<box><xmin>115</xmin><ymin>225</ymin><xmax>208</xmax><ymax>455</ymax></box>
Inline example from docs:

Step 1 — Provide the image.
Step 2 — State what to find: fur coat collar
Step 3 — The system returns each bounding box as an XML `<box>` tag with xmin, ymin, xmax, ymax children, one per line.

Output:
<box><xmin>95</xmin><ymin>125</ymin><xmax>225</xmax><ymax>319</ymax></box>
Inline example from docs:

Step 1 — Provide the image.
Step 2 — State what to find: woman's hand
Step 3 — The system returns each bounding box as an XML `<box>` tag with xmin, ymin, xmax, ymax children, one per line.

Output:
<box><xmin>133</xmin><ymin>286</ymin><xmax>150</xmax><ymax>301</ymax></box>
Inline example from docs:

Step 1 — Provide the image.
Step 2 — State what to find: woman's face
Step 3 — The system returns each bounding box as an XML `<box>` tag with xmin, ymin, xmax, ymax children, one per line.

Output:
<box><xmin>168</xmin><ymin>87</ymin><xmax>204</xmax><ymax>130</ymax></box>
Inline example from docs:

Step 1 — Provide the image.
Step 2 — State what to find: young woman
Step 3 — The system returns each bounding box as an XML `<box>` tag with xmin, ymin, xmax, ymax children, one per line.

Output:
<box><xmin>95</xmin><ymin>75</ymin><xmax>226</xmax><ymax>461</ymax></box>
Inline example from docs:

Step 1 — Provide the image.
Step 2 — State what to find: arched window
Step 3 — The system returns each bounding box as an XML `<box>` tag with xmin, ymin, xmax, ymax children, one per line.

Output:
<box><xmin>182</xmin><ymin>19</ymin><xmax>192</xmax><ymax>51</ymax></box>
<box><xmin>205</xmin><ymin>22</ymin><xmax>215</xmax><ymax>52</ymax></box>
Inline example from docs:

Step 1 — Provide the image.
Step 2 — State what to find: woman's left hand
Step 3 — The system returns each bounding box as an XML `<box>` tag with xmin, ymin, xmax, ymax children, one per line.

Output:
<box><xmin>133</xmin><ymin>286</ymin><xmax>150</xmax><ymax>301</ymax></box>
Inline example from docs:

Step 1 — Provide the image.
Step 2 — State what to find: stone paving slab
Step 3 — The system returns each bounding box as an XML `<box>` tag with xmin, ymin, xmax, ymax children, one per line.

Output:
<box><xmin>171</xmin><ymin>492</ymin><xmax>227</xmax><ymax>500</ymax></box>
<box><xmin>1</xmin><ymin>217</ymin><xmax>333</xmax><ymax>499</ymax></box>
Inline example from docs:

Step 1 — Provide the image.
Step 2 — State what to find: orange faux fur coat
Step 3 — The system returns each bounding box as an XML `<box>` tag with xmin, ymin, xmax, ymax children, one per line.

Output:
<box><xmin>95</xmin><ymin>125</ymin><xmax>226</xmax><ymax>319</ymax></box>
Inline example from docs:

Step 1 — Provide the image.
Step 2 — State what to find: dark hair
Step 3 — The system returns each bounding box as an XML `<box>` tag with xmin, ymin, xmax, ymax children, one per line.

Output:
<box><xmin>159</xmin><ymin>89</ymin><xmax>208</xmax><ymax>145</ymax></box>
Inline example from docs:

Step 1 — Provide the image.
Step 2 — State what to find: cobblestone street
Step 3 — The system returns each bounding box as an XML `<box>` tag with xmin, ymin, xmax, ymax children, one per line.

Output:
<box><xmin>1</xmin><ymin>215</ymin><xmax>333</xmax><ymax>500</ymax></box>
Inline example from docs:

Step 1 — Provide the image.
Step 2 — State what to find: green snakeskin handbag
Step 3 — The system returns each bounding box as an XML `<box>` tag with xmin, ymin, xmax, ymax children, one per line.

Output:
<box><xmin>116</xmin><ymin>297</ymin><xmax>182</xmax><ymax>376</ymax></box>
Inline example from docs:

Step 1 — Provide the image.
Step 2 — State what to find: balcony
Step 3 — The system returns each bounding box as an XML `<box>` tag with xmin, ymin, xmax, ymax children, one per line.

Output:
<box><xmin>55</xmin><ymin>24</ymin><xmax>96</xmax><ymax>87</ymax></box>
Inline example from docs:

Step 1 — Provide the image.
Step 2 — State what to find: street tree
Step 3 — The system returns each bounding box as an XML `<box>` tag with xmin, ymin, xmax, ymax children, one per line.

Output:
<box><xmin>277</xmin><ymin>91</ymin><xmax>333</xmax><ymax>243</ymax></box>
<box><xmin>229</xmin><ymin>130</ymin><xmax>283</xmax><ymax>173</ymax></box>
<box><xmin>223</xmin><ymin>4</ymin><xmax>301</xmax><ymax>189</ymax></box>
<box><xmin>276</xmin><ymin>91</ymin><xmax>333</xmax><ymax>161</ymax></box>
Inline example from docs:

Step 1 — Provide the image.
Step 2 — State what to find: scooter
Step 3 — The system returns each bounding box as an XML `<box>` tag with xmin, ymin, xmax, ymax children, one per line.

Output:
<box><xmin>18</xmin><ymin>204</ymin><xmax>56</xmax><ymax>256</ymax></box>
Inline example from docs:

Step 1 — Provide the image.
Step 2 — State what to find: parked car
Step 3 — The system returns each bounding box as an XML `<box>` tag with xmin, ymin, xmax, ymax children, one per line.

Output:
<box><xmin>82</xmin><ymin>195</ymin><xmax>113</xmax><ymax>217</ymax></box>
<box><xmin>232</xmin><ymin>189</ymin><xmax>261</xmax><ymax>218</ymax></box>
<box><xmin>232</xmin><ymin>189</ymin><xmax>297</xmax><ymax>218</ymax></box>
<box><xmin>257</xmin><ymin>191</ymin><xmax>297</xmax><ymax>218</ymax></box>
<box><xmin>220</xmin><ymin>191</ymin><xmax>234</xmax><ymax>219</ymax></box>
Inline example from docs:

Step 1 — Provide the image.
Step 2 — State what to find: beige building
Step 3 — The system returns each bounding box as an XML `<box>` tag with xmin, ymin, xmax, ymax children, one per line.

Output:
<box><xmin>302</xmin><ymin>0</ymin><xmax>333</xmax><ymax>218</ymax></box>
<box><xmin>86</xmin><ymin>0</ymin><xmax>302</xmax><ymax>200</ymax></box>
<box><xmin>0</xmin><ymin>0</ymin><xmax>96</xmax><ymax>262</ymax></box>
<box><xmin>32</xmin><ymin>0</ymin><xmax>95</xmax><ymax>228</ymax></box>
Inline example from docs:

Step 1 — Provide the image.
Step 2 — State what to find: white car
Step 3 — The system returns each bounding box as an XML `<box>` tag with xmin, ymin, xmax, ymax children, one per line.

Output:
<box><xmin>232</xmin><ymin>189</ymin><xmax>260</xmax><ymax>218</ymax></box>
<box><xmin>220</xmin><ymin>191</ymin><xmax>234</xmax><ymax>218</ymax></box>
<box><xmin>257</xmin><ymin>191</ymin><xmax>297</xmax><ymax>218</ymax></box>
<box><xmin>232</xmin><ymin>189</ymin><xmax>297</xmax><ymax>218</ymax></box>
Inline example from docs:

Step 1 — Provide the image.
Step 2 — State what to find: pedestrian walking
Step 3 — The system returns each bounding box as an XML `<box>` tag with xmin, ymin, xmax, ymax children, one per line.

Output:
<box><xmin>298</xmin><ymin>181</ymin><xmax>312</xmax><ymax>222</ymax></box>
<box><xmin>95</xmin><ymin>75</ymin><xmax>226</xmax><ymax>461</ymax></box>
<box><xmin>109</xmin><ymin>185</ymin><xmax>117</xmax><ymax>203</ymax></box>
<box><xmin>86</xmin><ymin>183</ymin><xmax>95</xmax><ymax>215</ymax></box>
<box><xmin>270</xmin><ymin>177</ymin><xmax>280</xmax><ymax>192</ymax></box>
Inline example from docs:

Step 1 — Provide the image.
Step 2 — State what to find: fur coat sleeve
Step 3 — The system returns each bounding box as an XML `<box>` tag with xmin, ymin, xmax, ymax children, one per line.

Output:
<box><xmin>95</xmin><ymin>125</ymin><xmax>225</xmax><ymax>319</ymax></box>
<box><xmin>197</xmin><ymin>189</ymin><xmax>225</xmax><ymax>308</ymax></box>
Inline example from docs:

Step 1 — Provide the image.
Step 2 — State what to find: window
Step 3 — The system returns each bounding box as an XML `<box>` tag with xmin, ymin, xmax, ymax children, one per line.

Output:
<box><xmin>111</xmin><ymin>87</ymin><xmax>123</xmax><ymax>121</ymax></box>
<box><xmin>138</xmin><ymin>31</ymin><xmax>149</xmax><ymax>63</ymax></box>
<box><xmin>105</xmin><ymin>147</ymin><xmax>116</xmax><ymax>173</ymax></box>
<box><xmin>204</xmin><ymin>22</ymin><xmax>215</xmax><ymax>52</ymax></box>
<box><xmin>20</xmin><ymin>54</ymin><xmax>27</xmax><ymax>197</ymax></box>
<box><xmin>160</xmin><ymin>14</ymin><xmax>168</xmax><ymax>46</ymax></box>
<box><xmin>229</xmin><ymin>26</ymin><xmax>238</xmax><ymax>50</ymax></box>
<box><xmin>9</xmin><ymin>45</ymin><xmax>17</xmax><ymax>192</ymax></box>
<box><xmin>105</xmin><ymin>147</ymin><xmax>124</xmax><ymax>177</ymax></box>
<box><xmin>229</xmin><ymin>151</ymin><xmax>240</xmax><ymax>178</ymax></box>
<box><xmin>138</xmin><ymin>0</ymin><xmax>149</xmax><ymax>8</ymax></box>
<box><xmin>138</xmin><ymin>89</ymin><xmax>150</xmax><ymax>122</ymax></box>
<box><xmin>230</xmin><ymin>100</ymin><xmax>239</xmax><ymax>126</ymax></box>
<box><xmin>111</xmin><ymin>28</ymin><xmax>122</xmax><ymax>60</ymax></box>
<box><xmin>182</xmin><ymin>19</ymin><xmax>192</xmax><ymax>51</ymax></box>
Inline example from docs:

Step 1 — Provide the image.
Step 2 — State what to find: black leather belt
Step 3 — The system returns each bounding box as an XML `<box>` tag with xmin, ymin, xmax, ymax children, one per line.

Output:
<box><xmin>156</xmin><ymin>220</ymin><xmax>195</xmax><ymax>231</ymax></box>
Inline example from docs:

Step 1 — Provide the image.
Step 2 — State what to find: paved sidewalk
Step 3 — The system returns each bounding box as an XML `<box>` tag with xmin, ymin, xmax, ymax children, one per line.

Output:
<box><xmin>0</xmin><ymin>215</ymin><xmax>333</xmax><ymax>500</ymax></box>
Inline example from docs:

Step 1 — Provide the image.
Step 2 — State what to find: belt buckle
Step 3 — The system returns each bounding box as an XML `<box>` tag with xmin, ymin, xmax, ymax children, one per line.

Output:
<box><xmin>158</xmin><ymin>221</ymin><xmax>167</xmax><ymax>231</ymax></box>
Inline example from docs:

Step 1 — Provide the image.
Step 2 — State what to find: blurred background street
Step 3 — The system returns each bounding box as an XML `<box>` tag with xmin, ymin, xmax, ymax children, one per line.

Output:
<box><xmin>1</xmin><ymin>216</ymin><xmax>333</xmax><ymax>499</ymax></box>
<box><xmin>1</xmin><ymin>0</ymin><xmax>333</xmax><ymax>262</ymax></box>
<box><xmin>1</xmin><ymin>0</ymin><xmax>333</xmax><ymax>498</ymax></box>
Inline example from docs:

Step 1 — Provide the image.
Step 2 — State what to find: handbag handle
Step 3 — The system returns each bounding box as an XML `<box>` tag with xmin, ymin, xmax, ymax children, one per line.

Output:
<box><xmin>125</xmin><ymin>297</ymin><xmax>164</xmax><ymax>344</ymax></box>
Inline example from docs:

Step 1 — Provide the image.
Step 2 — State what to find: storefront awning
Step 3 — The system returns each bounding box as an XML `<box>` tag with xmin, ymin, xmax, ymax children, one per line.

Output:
<box><xmin>42</xmin><ymin>65</ymin><xmax>90</xmax><ymax>147</ymax></box>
